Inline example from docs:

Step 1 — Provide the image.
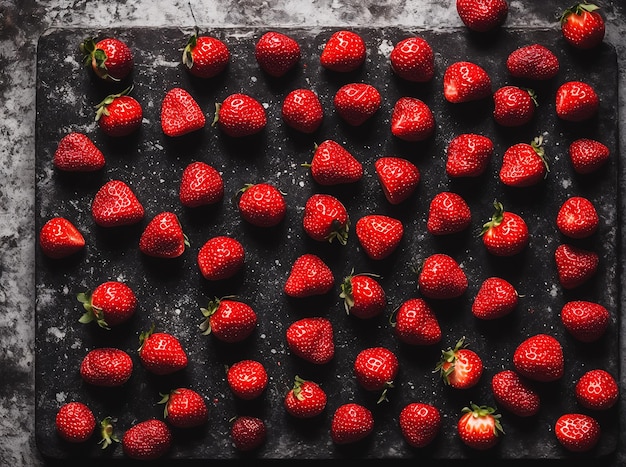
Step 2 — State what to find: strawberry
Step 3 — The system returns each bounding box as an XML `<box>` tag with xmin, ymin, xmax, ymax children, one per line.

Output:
<box><xmin>302</xmin><ymin>193</ymin><xmax>350</xmax><ymax>244</ymax></box>
<box><xmin>122</xmin><ymin>419</ymin><xmax>172</xmax><ymax>460</ymax></box>
<box><xmin>443</xmin><ymin>61</ymin><xmax>492</xmax><ymax>103</ymax></box>
<box><xmin>471</xmin><ymin>277</ymin><xmax>518</xmax><ymax>320</ymax></box>
<box><xmin>499</xmin><ymin>136</ymin><xmax>548</xmax><ymax>187</ymax></box>
<box><xmin>392</xmin><ymin>298</ymin><xmax>442</xmax><ymax>346</ymax></box>
<box><xmin>160</xmin><ymin>87</ymin><xmax>206</xmax><ymax>137</ymax></box>
<box><xmin>560</xmin><ymin>2</ymin><xmax>605</xmax><ymax>50</ymax></box>
<box><xmin>39</xmin><ymin>217</ymin><xmax>85</xmax><ymax>259</ymax></box>
<box><xmin>138</xmin><ymin>325</ymin><xmax>188</xmax><ymax>375</ymax></box>
<box><xmin>55</xmin><ymin>402</ymin><xmax>96</xmax><ymax>443</ymax></box>
<box><xmin>456</xmin><ymin>0</ymin><xmax>508</xmax><ymax>32</ymax></box>
<box><xmin>304</xmin><ymin>140</ymin><xmax>363</xmax><ymax>185</ymax></box>
<box><xmin>568</xmin><ymin>137</ymin><xmax>610</xmax><ymax>174</ymax></box>
<box><xmin>94</xmin><ymin>86</ymin><xmax>143</xmax><ymax>137</ymax></box>
<box><xmin>554</xmin><ymin>413</ymin><xmax>601</xmax><ymax>452</ymax></box>
<box><xmin>399</xmin><ymin>403</ymin><xmax>441</xmax><ymax>448</ymax></box>
<box><xmin>182</xmin><ymin>32</ymin><xmax>230</xmax><ymax>78</ymax></box>
<box><xmin>374</xmin><ymin>156</ymin><xmax>420</xmax><ymax>205</ymax></box>
<box><xmin>215</xmin><ymin>93</ymin><xmax>267</xmax><ymax>137</ymax></box>
<box><xmin>333</xmin><ymin>82</ymin><xmax>381</xmax><ymax>126</ymax></box>
<box><xmin>237</xmin><ymin>182</ymin><xmax>286</xmax><ymax>227</ymax></box>
<box><xmin>390</xmin><ymin>96</ymin><xmax>435</xmax><ymax>142</ymax></box>
<box><xmin>281</xmin><ymin>88</ymin><xmax>324</xmax><ymax>134</ymax></box>
<box><xmin>320</xmin><ymin>30</ymin><xmax>366</xmax><ymax>72</ymax></box>
<box><xmin>77</xmin><ymin>280</ymin><xmax>137</xmax><ymax>329</ymax></box>
<box><xmin>80</xmin><ymin>347</ymin><xmax>133</xmax><ymax>387</ymax></box>
<box><xmin>575</xmin><ymin>369</ymin><xmax>619</xmax><ymax>410</ymax></box>
<box><xmin>255</xmin><ymin>31</ymin><xmax>301</xmax><ymax>77</ymax></box>
<box><xmin>457</xmin><ymin>403</ymin><xmax>503</xmax><ymax>450</ymax></box>
<box><xmin>426</xmin><ymin>191</ymin><xmax>472</xmax><ymax>235</ymax></box>
<box><xmin>80</xmin><ymin>37</ymin><xmax>133</xmax><ymax>81</ymax></box>
<box><xmin>199</xmin><ymin>296</ymin><xmax>257</xmax><ymax>343</ymax></box>
<box><xmin>556</xmin><ymin>196</ymin><xmax>599</xmax><ymax>239</ymax></box>
<box><xmin>230</xmin><ymin>416</ymin><xmax>266</xmax><ymax>451</ymax></box>
<box><xmin>555</xmin><ymin>80</ymin><xmax>599</xmax><ymax>122</ymax></box>
<box><xmin>179</xmin><ymin>161</ymin><xmax>224</xmax><ymax>208</ymax></box>
<box><xmin>286</xmin><ymin>317</ymin><xmax>335</xmax><ymax>364</ymax></box>
<box><xmin>491</xmin><ymin>370</ymin><xmax>540</xmax><ymax>417</ymax></box>
<box><xmin>139</xmin><ymin>211</ymin><xmax>188</xmax><ymax>258</ymax></box>
<box><xmin>284</xmin><ymin>253</ymin><xmax>334</xmax><ymax>298</ymax></box>
<box><xmin>417</xmin><ymin>253</ymin><xmax>468</xmax><ymax>299</ymax></box>
<box><xmin>446</xmin><ymin>133</ymin><xmax>494</xmax><ymax>178</ymax></box>
<box><xmin>493</xmin><ymin>86</ymin><xmax>537</xmax><ymax>127</ymax></box>
<box><xmin>284</xmin><ymin>375</ymin><xmax>327</xmax><ymax>418</ymax></box>
<box><xmin>513</xmin><ymin>333</ymin><xmax>564</xmax><ymax>382</ymax></box>
<box><xmin>159</xmin><ymin>387</ymin><xmax>208</xmax><ymax>428</ymax></box>
<box><xmin>355</xmin><ymin>214</ymin><xmax>403</xmax><ymax>260</ymax></box>
<box><xmin>354</xmin><ymin>346</ymin><xmax>399</xmax><ymax>403</ymax></box>
<box><xmin>480</xmin><ymin>201</ymin><xmax>529</xmax><ymax>256</ymax></box>
<box><xmin>340</xmin><ymin>272</ymin><xmax>386</xmax><ymax>319</ymax></box>
<box><xmin>53</xmin><ymin>132</ymin><xmax>105</xmax><ymax>172</ymax></box>
<box><xmin>506</xmin><ymin>43</ymin><xmax>560</xmax><ymax>81</ymax></box>
<box><xmin>330</xmin><ymin>403</ymin><xmax>374</xmax><ymax>444</ymax></box>
<box><xmin>435</xmin><ymin>337</ymin><xmax>483</xmax><ymax>389</ymax></box>
<box><xmin>197</xmin><ymin>236</ymin><xmax>245</xmax><ymax>281</ymax></box>
<box><xmin>389</xmin><ymin>36</ymin><xmax>435</xmax><ymax>82</ymax></box>
<box><xmin>560</xmin><ymin>300</ymin><xmax>609</xmax><ymax>343</ymax></box>
<box><xmin>226</xmin><ymin>359</ymin><xmax>268</xmax><ymax>400</ymax></box>
<box><xmin>91</xmin><ymin>180</ymin><xmax>144</xmax><ymax>227</ymax></box>
<box><xmin>554</xmin><ymin>243</ymin><xmax>599</xmax><ymax>289</ymax></box>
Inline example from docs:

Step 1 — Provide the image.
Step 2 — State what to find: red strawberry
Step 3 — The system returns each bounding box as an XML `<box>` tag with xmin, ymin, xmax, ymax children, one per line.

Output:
<box><xmin>138</xmin><ymin>326</ymin><xmax>188</xmax><ymax>375</ymax></box>
<box><xmin>390</xmin><ymin>97</ymin><xmax>435</xmax><ymax>142</ymax></box>
<box><xmin>390</xmin><ymin>36</ymin><xmax>435</xmax><ymax>82</ymax></box>
<box><xmin>78</xmin><ymin>280</ymin><xmax>137</xmax><ymax>329</ymax></box>
<box><xmin>160</xmin><ymin>87</ymin><xmax>206</xmax><ymax>137</ymax></box>
<box><xmin>284</xmin><ymin>253</ymin><xmax>334</xmax><ymax>298</ymax></box>
<box><xmin>491</xmin><ymin>370</ymin><xmax>540</xmax><ymax>417</ymax></box>
<box><xmin>555</xmin><ymin>80</ymin><xmax>599</xmax><ymax>122</ymax></box>
<box><xmin>480</xmin><ymin>201</ymin><xmax>529</xmax><ymax>256</ymax></box>
<box><xmin>199</xmin><ymin>296</ymin><xmax>257</xmax><ymax>343</ymax></box>
<box><xmin>80</xmin><ymin>37</ymin><xmax>133</xmax><ymax>81</ymax></box>
<box><xmin>456</xmin><ymin>0</ymin><xmax>508</xmax><ymax>32</ymax></box>
<box><xmin>417</xmin><ymin>253</ymin><xmax>468</xmax><ymax>299</ymax></box>
<box><xmin>284</xmin><ymin>375</ymin><xmax>328</xmax><ymax>418</ymax></box>
<box><xmin>560</xmin><ymin>2</ymin><xmax>605</xmax><ymax>50</ymax></box>
<box><xmin>94</xmin><ymin>86</ymin><xmax>143</xmax><ymax>137</ymax></box>
<box><xmin>457</xmin><ymin>403</ymin><xmax>503</xmax><ymax>450</ymax></box>
<box><xmin>320</xmin><ymin>30</ymin><xmax>366</xmax><ymax>72</ymax></box>
<box><xmin>443</xmin><ymin>61</ymin><xmax>492</xmax><ymax>103</ymax></box>
<box><xmin>374</xmin><ymin>156</ymin><xmax>420</xmax><ymax>205</ymax></box>
<box><xmin>446</xmin><ymin>133</ymin><xmax>494</xmax><ymax>178</ymax></box>
<box><xmin>560</xmin><ymin>300</ymin><xmax>609</xmax><ymax>343</ymax></box>
<box><xmin>226</xmin><ymin>359</ymin><xmax>268</xmax><ymax>400</ymax></box>
<box><xmin>472</xmin><ymin>277</ymin><xmax>518</xmax><ymax>320</ymax></box>
<box><xmin>392</xmin><ymin>298</ymin><xmax>442</xmax><ymax>346</ymax></box>
<box><xmin>231</xmin><ymin>417</ymin><xmax>266</xmax><ymax>451</ymax></box>
<box><xmin>499</xmin><ymin>136</ymin><xmax>548</xmax><ymax>187</ymax></box>
<box><xmin>426</xmin><ymin>191</ymin><xmax>471</xmax><ymax>235</ymax></box>
<box><xmin>281</xmin><ymin>88</ymin><xmax>324</xmax><ymax>133</ymax></box>
<box><xmin>159</xmin><ymin>387</ymin><xmax>208</xmax><ymax>428</ymax></box>
<box><xmin>340</xmin><ymin>272</ymin><xmax>386</xmax><ymax>319</ymax></box>
<box><xmin>435</xmin><ymin>337</ymin><xmax>483</xmax><ymax>389</ymax></box>
<box><xmin>556</xmin><ymin>196</ymin><xmax>598</xmax><ymax>239</ymax></box>
<box><xmin>354</xmin><ymin>346</ymin><xmax>399</xmax><ymax>403</ymax></box>
<box><xmin>182</xmin><ymin>32</ymin><xmax>230</xmax><ymax>78</ymax></box>
<box><xmin>122</xmin><ymin>419</ymin><xmax>172</xmax><ymax>460</ymax></box>
<box><xmin>399</xmin><ymin>403</ymin><xmax>441</xmax><ymax>448</ymax></box>
<box><xmin>80</xmin><ymin>347</ymin><xmax>133</xmax><ymax>387</ymax></box>
<box><xmin>216</xmin><ymin>93</ymin><xmax>267</xmax><ymax>137</ymax></box>
<box><xmin>304</xmin><ymin>140</ymin><xmax>363</xmax><ymax>185</ymax></box>
<box><xmin>506</xmin><ymin>43</ymin><xmax>560</xmax><ymax>81</ymax></box>
<box><xmin>330</xmin><ymin>403</ymin><xmax>374</xmax><ymax>444</ymax></box>
<box><xmin>554</xmin><ymin>243</ymin><xmax>599</xmax><ymax>289</ymax></box>
<box><xmin>179</xmin><ymin>161</ymin><xmax>224</xmax><ymax>208</ymax></box>
<box><xmin>91</xmin><ymin>180</ymin><xmax>144</xmax><ymax>227</ymax></box>
<box><xmin>355</xmin><ymin>214</ymin><xmax>403</xmax><ymax>260</ymax></box>
<box><xmin>197</xmin><ymin>236</ymin><xmax>245</xmax><ymax>281</ymax></box>
<box><xmin>302</xmin><ymin>193</ymin><xmax>350</xmax><ymax>244</ymax></box>
<box><xmin>53</xmin><ymin>132</ymin><xmax>105</xmax><ymax>172</ymax></box>
<box><xmin>286</xmin><ymin>317</ymin><xmax>335</xmax><ymax>364</ymax></box>
<box><xmin>55</xmin><ymin>402</ymin><xmax>96</xmax><ymax>443</ymax></box>
<box><xmin>575</xmin><ymin>369</ymin><xmax>619</xmax><ymax>410</ymax></box>
<box><xmin>554</xmin><ymin>413</ymin><xmax>601</xmax><ymax>452</ymax></box>
<box><xmin>513</xmin><ymin>333</ymin><xmax>564</xmax><ymax>382</ymax></box>
<box><xmin>333</xmin><ymin>83</ymin><xmax>381</xmax><ymax>126</ymax></box>
<box><xmin>255</xmin><ymin>31</ymin><xmax>301</xmax><ymax>77</ymax></box>
<box><xmin>568</xmin><ymin>138</ymin><xmax>610</xmax><ymax>174</ymax></box>
<box><xmin>39</xmin><ymin>217</ymin><xmax>85</xmax><ymax>259</ymax></box>
<box><xmin>493</xmin><ymin>86</ymin><xmax>537</xmax><ymax>127</ymax></box>
<box><xmin>237</xmin><ymin>182</ymin><xmax>286</xmax><ymax>227</ymax></box>
<box><xmin>139</xmin><ymin>211</ymin><xmax>187</xmax><ymax>258</ymax></box>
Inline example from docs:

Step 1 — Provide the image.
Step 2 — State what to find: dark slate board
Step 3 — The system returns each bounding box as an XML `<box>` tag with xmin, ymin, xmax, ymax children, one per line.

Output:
<box><xmin>35</xmin><ymin>26</ymin><xmax>620</xmax><ymax>461</ymax></box>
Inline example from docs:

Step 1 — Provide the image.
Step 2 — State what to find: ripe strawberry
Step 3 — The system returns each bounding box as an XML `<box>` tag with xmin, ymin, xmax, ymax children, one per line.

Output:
<box><xmin>199</xmin><ymin>296</ymin><xmax>257</xmax><ymax>343</ymax></box>
<box><xmin>330</xmin><ymin>403</ymin><xmax>374</xmax><ymax>444</ymax></box>
<box><xmin>555</xmin><ymin>80</ymin><xmax>599</xmax><ymax>122</ymax></box>
<box><xmin>230</xmin><ymin>416</ymin><xmax>266</xmax><ymax>451</ymax></box>
<box><xmin>284</xmin><ymin>375</ymin><xmax>327</xmax><ymax>418</ymax></box>
<box><xmin>77</xmin><ymin>280</ymin><xmax>137</xmax><ymax>329</ymax></box>
<box><xmin>39</xmin><ymin>217</ymin><xmax>85</xmax><ymax>259</ymax></box>
<box><xmin>457</xmin><ymin>403</ymin><xmax>503</xmax><ymax>450</ymax></box>
<box><xmin>575</xmin><ymin>369</ymin><xmax>619</xmax><ymax>410</ymax></box>
<box><xmin>568</xmin><ymin>137</ymin><xmax>610</xmax><ymax>174</ymax></box>
<box><xmin>286</xmin><ymin>317</ymin><xmax>335</xmax><ymax>364</ymax></box>
<box><xmin>179</xmin><ymin>161</ymin><xmax>224</xmax><ymax>208</ymax></box>
<box><xmin>80</xmin><ymin>347</ymin><xmax>133</xmax><ymax>387</ymax></box>
<box><xmin>53</xmin><ymin>132</ymin><xmax>105</xmax><ymax>172</ymax></box>
<box><xmin>94</xmin><ymin>86</ymin><xmax>143</xmax><ymax>137</ymax></box>
<box><xmin>506</xmin><ymin>43</ymin><xmax>560</xmax><ymax>81</ymax></box>
<box><xmin>355</xmin><ymin>214</ymin><xmax>404</xmax><ymax>260</ymax></box>
<box><xmin>237</xmin><ymin>182</ymin><xmax>286</xmax><ymax>227</ymax></box>
<box><xmin>556</xmin><ymin>196</ymin><xmax>598</xmax><ymax>239</ymax></box>
<box><xmin>340</xmin><ymin>273</ymin><xmax>386</xmax><ymax>319</ymax></box>
<box><xmin>443</xmin><ymin>61</ymin><xmax>492</xmax><ymax>103</ymax></box>
<box><xmin>91</xmin><ymin>180</ymin><xmax>144</xmax><ymax>227</ymax></box>
<box><xmin>281</xmin><ymin>88</ymin><xmax>324</xmax><ymax>134</ymax></box>
<box><xmin>284</xmin><ymin>253</ymin><xmax>334</xmax><ymax>298</ymax></box>
<box><xmin>426</xmin><ymin>191</ymin><xmax>472</xmax><ymax>235</ymax></box>
<box><xmin>446</xmin><ymin>133</ymin><xmax>494</xmax><ymax>178</ymax></box>
<box><xmin>560</xmin><ymin>2</ymin><xmax>605</xmax><ymax>50</ymax></box>
<box><xmin>216</xmin><ymin>93</ymin><xmax>267</xmax><ymax>137</ymax></box>
<box><xmin>197</xmin><ymin>236</ymin><xmax>245</xmax><ymax>281</ymax></box>
<box><xmin>302</xmin><ymin>193</ymin><xmax>350</xmax><ymax>244</ymax></box>
<box><xmin>390</xmin><ymin>97</ymin><xmax>435</xmax><ymax>142</ymax></box>
<box><xmin>554</xmin><ymin>413</ymin><xmax>601</xmax><ymax>452</ymax></box>
<box><xmin>80</xmin><ymin>37</ymin><xmax>133</xmax><ymax>81</ymax></box>
<box><xmin>139</xmin><ymin>211</ymin><xmax>188</xmax><ymax>258</ymax></box>
<box><xmin>138</xmin><ymin>326</ymin><xmax>188</xmax><ymax>375</ymax></box>
<box><xmin>390</xmin><ymin>36</ymin><xmax>435</xmax><ymax>82</ymax></box>
<box><xmin>333</xmin><ymin>83</ymin><xmax>381</xmax><ymax>126</ymax></box>
<box><xmin>491</xmin><ymin>370</ymin><xmax>540</xmax><ymax>417</ymax></box>
<box><xmin>513</xmin><ymin>333</ymin><xmax>564</xmax><ymax>382</ymax></box>
<box><xmin>480</xmin><ymin>201</ymin><xmax>529</xmax><ymax>256</ymax></box>
<box><xmin>493</xmin><ymin>86</ymin><xmax>537</xmax><ymax>127</ymax></box>
<box><xmin>160</xmin><ymin>87</ymin><xmax>206</xmax><ymax>137</ymax></box>
<box><xmin>122</xmin><ymin>419</ymin><xmax>172</xmax><ymax>460</ymax></box>
<box><xmin>435</xmin><ymin>337</ymin><xmax>483</xmax><ymax>389</ymax></box>
<box><xmin>182</xmin><ymin>32</ymin><xmax>230</xmax><ymax>78</ymax></box>
<box><xmin>374</xmin><ymin>156</ymin><xmax>420</xmax><ymax>205</ymax></box>
<box><xmin>159</xmin><ymin>387</ymin><xmax>208</xmax><ymax>428</ymax></box>
<box><xmin>55</xmin><ymin>402</ymin><xmax>96</xmax><ymax>443</ymax></box>
<box><xmin>392</xmin><ymin>298</ymin><xmax>442</xmax><ymax>346</ymax></box>
<box><xmin>499</xmin><ymin>136</ymin><xmax>548</xmax><ymax>187</ymax></box>
<box><xmin>417</xmin><ymin>253</ymin><xmax>468</xmax><ymax>299</ymax></box>
<box><xmin>354</xmin><ymin>346</ymin><xmax>399</xmax><ymax>403</ymax></box>
<box><xmin>560</xmin><ymin>300</ymin><xmax>609</xmax><ymax>343</ymax></box>
<box><xmin>226</xmin><ymin>359</ymin><xmax>268</xmax><ymax>400</ymax></box>
<box><xmin>320</xmin><ymin>30</ymin><xmax>366</xmax><ymax>72</ymax></box>
<box><xmin>399</xmin><ymin>402</ymin><xmax>441</xmax><ymax>448</ymax></box>
<box><xmin>304</xmin><ymin>139</ymin><xmax>363</xmax><ymax>185</ymax></box>
<box><xmin>471</xmin><ymin>277</ymin><xmax>518</xmax><ymax>320</ymax></box>
<box><xmin>255</xmin><ymin>31</ymin><xmax>301</xmax><ymax>77</ymax></box>
<box><xmin>554</xmin><ymin>243</ymin><xmax>599</xmax><ymax>289</ymax></box>
<box><xmin>456</xmin><ymin>0</ymin><xmax>508</xmax><ymax>32</ymax></box>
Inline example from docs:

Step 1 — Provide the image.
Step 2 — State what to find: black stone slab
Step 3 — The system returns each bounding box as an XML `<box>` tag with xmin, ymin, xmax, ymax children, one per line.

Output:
<box><xmin>35</xmin><ymin>26</ymin><xmax>620</xmax><ymax>461</ymax></box>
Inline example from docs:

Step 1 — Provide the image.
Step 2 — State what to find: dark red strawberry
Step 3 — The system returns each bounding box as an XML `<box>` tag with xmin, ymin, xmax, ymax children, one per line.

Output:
<box><xmin>340</xmin><ymin>272</ymin><xmax>386</xmax><ymax>319</ymax></box>
<box><xmin>491</xmin><ymin>370</ymin><xmax>540</xmax><ymax>417</ymax></box>
<box><xmin>286</xmin><ymin>317</ymin><xmax>335</xmax><ymax>364</ymax></box>
<box><xmin>575</xmin><ymin>369</ymin><xmax>619</xmax><ymax>410</ymax></box>
<box><xmin>199</xmin><ymin>296</ymin><xmax>257</xmax><ymax>343</ymax></box>
<box><xmin>554</xmin><ymin>413</ymin><xmax>601</xmax><ymax>452</ymax></box>
<box><xmin>182</xmin><ymin>32</ymin><xmax>230</xmax><ymax>78</ymax></box>
<box><xmin>417</xmin><ymin>253</ymin><xmax>468</xmax><ymax>299</ymax></box>
<box><xmin>55</xmin><ymin>402</ymin><xmax>96</xmax><ymax>443</ymax></box>
<box><xmin>506</xmin><ymin>43</ymin><xmax>560</xmax><ymax>81</ymax></box>
<box><xmin>53</xmin><ymin>132</ymin><xmax>105</xmax><ymax>172</ymax></box>
<box><xmin>560</xmin><ymin>2</ymin><xmax>605</xmax><ymax>50</ymax></box>
<box><xmin>399</xmin><ymin>402</ymin><xmax>441</xmax><ymax>448</ymax></box>
<box><xmin>215</xmin><ymin>93</ymin><xmax>267</xmax><ymax>137</ymax></box>
<box><xmin>390</xmin><ymin>96</ymin><xmax>435</xmax><ymax>142</ymax></box>
<box><xmin>122</xmin><ymin>419</ymin><xmax>171</xmax><ymax>460</ymax></box>
<box><xmin>179</xmin><ymin>161</ymin><xmax>224</xmax><ymax>208</ymax></box>
<box><xmin>284</xmin><ymin>253</ymin><xmax>334</xmax><ymax>298</ymax></box>
<box><xmin>446</xmin><ymin>133</ymin><xmax>494</xmax><ymax>178</ymax></box>
<box><xmin>392</xmin><ymin>298</ymin><xmax>442</xmax><ymax>346</ymax></box>
<box><xmin>457</xmin><ymin>404</ymin><xmax>503</xmax><ymax>450</ymax></box>
<box><xmin>91</xmin><ymin>180</ymin><xmax>144</xmax><ymax>227</ymax></box>
<box><xmin>556</xmin><ymin>196</ymin><xmax>598</xmax><ymax>239</ymax></box>
<box><xmin>390</xmin><ymin>36</ymin><xmax>435</xmax><ymax>82</ymax></box>
<box><xmin>255</xmin><ymin>31</ymin><xmax>301</xmax><ymax>77</ymax></box>
<box><xmin>513</xmin><ymin>333</ymin><xmax>564</xmax><ymax>382</ymax></box>
<box><xmin>284</xmin><ymin>376</ymin><xmax>327</xmax><ymax>418</ymax></box>
<box><xmin>333</xmin><ymin>82</ymin><xmax>381</xmax><ymax>126</ymax></box>
<box><xmin>427</xmin><ymin>191</ymin><xmax>471</xmax><ymax>235</ymax></box>
<box><xmin>237</xmin><ymin>182</ymin><xmax>286</xmax><ymax>227</ymax></box>
<box><xmin>330</xmin><ymin>403</ymin><xmax>374</xmax><ymax>444</ymax></box>
<box><xmin>456</xmin><ymin>0</ymin><xmax>508</xmax><ymax>32</ymax></box>
<box><xmin>94</xmin><ymin>86</ymin><xmax>143</xmax><ymax>137</ymax></box>
<box><xmin>493</xmin><ymin>86</ymin><xmax>537</xmax><ymax>127</ymax></box>
<box><xmin>80</xmin><ymin>37</ymin><xmax>133</xmax><ymax>81</ymax></box>
<box><xmin>226</xmin><ymin>359</ymin><xmax>268</xmax><ymax>400</ymax></box>
<box><xmin>355</xmin><ymin>214</ymin><xmax>404</xmax><ymax>260</ymax></box>
<box><xmin>304</xmin><ymin>139</ymin><xmax>363</xmax><ymax>185</ymax></box>
<box><xmin>78</xmin><ymin>280</ymin><xmax>137</xmax><ymax>329</ymax></box>
<box><xmin>374</xmin><ymin>156</ymin><xmax>420</xmax><ymax>205</ymax></box>
<box><xmin>281</xmin><ymin>88</ymin><xmax>324</xmax><ymax>133</ymax></box>
<box><xmin>197</xmin><ymin>236</ymin><xmax>245</xmax><ymax>281</ymax></box>
<box><xmin>554</xmin><ymin>243</ymin><xmax>599</xmax><ymax>289</ymax></box>
<box><xmin>499</xmin><ymin>136</ymin><xmax>548</xmax><ymax>187</ymax></box>
<box><xmin>302</xmin><ymin>193</ymin><xmax>350</xmax><ymax>244</ymax></box>
<box><xmin>39</xmin><ymin>217</ymin><xmax>85</xmax><ymax>259</ymax></box>
<box><xmin>555</xmin><ymin>80</ymin><xmax>599</xmax><ymax>122</ymax></box>
<box><xmin>320</xmin><ymin>30</ymin><xmax>366</xmax><ymax>72</ymax></box>
<box><xmin>435</xmin><ymin>337</ymin><xmax>483</xmax><ymax>389</ymax></box>
<box><xmin>480</xmin><ymin>201</ymin><xmax>529</xmax><ymax>256</ymax></box>
<box><xmin>139</xmin><ymin>211</ymin><xmax>188</xmax><ymax>258</ymax></box>
<box><xmin>138</xmin><ymin>326</ymin><xmax>188</xmax><ymax>375</ymax></box>
<box><xmin>354</xmin><ymin>346</ymin><xmax>399</xmax><ymax>403</ymax></box>
<box><xmin>230</xmin><ymin>416</ymin><xmax>266</xmax><ymax>451</ymax></box>
<box><xmin>472</xmin><ymin>277</ymin><xmax>518</xmax><ymax>320</ymax></box>
<box><xmin>568</xmin><ymin>138</ymin><xmax>610</xmax><ymax>174</ymax></box>
<box><xmin>560</xmin><ymin>300</ymin><xmax>609</xmax><ymax>343</ymax></box>
<box><xmin>160</xmin><ymin>87</ymin><xmax>206</xmax><ymax>137</ymax></box>
<box><xmin>159</xmin><ymin>388</ymin><xmax>208</xmax><ymax>428</ymax></box>
<box><xmin>443</xmin><ymin>61</ymin><xmax>492</xmax><ymax>103</ymax></box>
<box><xmin>80</xmin><ymin>347</ymin><xmax>133</xmax><ymax>387</ymax></box>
